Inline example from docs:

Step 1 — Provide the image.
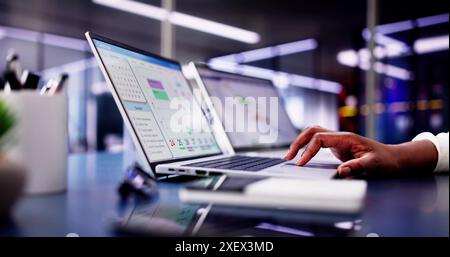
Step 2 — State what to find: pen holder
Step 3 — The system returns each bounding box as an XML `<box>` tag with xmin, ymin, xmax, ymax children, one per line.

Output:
<box><xmin>0</xmin><ymin>91</ymin><xmax>68</xmax><ymax>194</ymax></box>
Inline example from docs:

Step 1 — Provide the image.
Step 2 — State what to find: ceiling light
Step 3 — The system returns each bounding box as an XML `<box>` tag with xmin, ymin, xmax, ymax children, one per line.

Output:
<box><xmin>414</xmin><ymin>35</ymin><xmax>449</xmax><ymax>54</ymax></box>
<box><xmin>210</xmin><ymin>38</ymin><xmax>317</xmax><ymax>63</ymax></box>
<box><xmin>417</xmin><ymin>13</ymin><xmax>449</xmax><ymax>27</ymax></box>
<box><xmin>93</xmin><ymin>0</ymin><xmax>260</xmax><ymax>44</ymax></box>
<box><xmin>337</xmin><ymin>48</ymin><xmax>414</xmax><ymax>80</ymax></box>
<box><xmin>337</xmin><ymin>49</ymin><xmax>359</xmax><ymax>67</ymax></box>
<box><xmin>93</xmin><ymin>0</ymin><xmax>168</xmax><ymax>20</ymax></box>
<box><xmin>169</xmin><ymin>12</ymin><xmax>260</xmax><ymax>44</ymax></box>
<box><xmin>365</xmin><ymin>13</ymin><xmax>448</xmax><ymax>35</ymax></box>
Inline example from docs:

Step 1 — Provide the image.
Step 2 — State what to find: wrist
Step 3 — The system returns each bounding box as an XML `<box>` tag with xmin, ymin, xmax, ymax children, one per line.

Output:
<box><xmin>390</xmin><ymin>140</ymin><xmax>438</xmax><ymax>173</ymax></box>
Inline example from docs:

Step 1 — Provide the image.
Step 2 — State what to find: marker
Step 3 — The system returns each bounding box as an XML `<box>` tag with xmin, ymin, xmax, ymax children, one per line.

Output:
<box><xmin>6</xmin><ymin>50</ymin><xmax>22</xmax><ymax>80</ymax></box>
<box><xmin>47</xmin><ymin>73</ymin><xmax>69</xmax><ymax>95</ymax></box>
<box><xmin>40</xmin><ymin>78</ymin><xmax>56</xmax><ymax>95</ymax></box>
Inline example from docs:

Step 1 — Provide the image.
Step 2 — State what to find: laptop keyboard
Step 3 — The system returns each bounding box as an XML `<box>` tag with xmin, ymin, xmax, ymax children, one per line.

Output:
<box><xmin>185</xmin><ymin>155</ymin><xmax>285</xmax><ymax>172</ymax></box>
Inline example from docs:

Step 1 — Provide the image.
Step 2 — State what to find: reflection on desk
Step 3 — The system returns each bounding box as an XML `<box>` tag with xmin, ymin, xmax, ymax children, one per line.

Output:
<box><xmin>0</xmin><ymin>152</ymin><xmax>448</xmax><ymax>237</ymax></box>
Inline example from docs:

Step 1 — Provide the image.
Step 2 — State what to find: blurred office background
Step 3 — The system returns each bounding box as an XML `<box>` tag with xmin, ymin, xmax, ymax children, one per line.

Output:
<box><xmin>0</xmin><ymin>0</ymin><xmax>448</xmax><ymax>153</ymax></box>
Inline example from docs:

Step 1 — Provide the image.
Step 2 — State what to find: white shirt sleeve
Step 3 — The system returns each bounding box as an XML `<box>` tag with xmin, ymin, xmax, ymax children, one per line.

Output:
<box><xmin>412</xmin><ymin>132</ymin><xmax>449</xmax><ymax>173</ymax></box>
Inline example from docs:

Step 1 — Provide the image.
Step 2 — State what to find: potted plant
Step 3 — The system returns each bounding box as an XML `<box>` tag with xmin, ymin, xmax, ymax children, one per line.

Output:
<box><xmin>0</xmin><ymin>99</ymin><xmax>26</xmax><ymax>218</ymax></box>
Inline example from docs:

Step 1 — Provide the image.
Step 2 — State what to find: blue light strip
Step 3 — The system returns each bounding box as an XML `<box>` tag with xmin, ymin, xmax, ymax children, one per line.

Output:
<box><xmin>93</xmin><ymin>39</ymin><xmax>181</xmax><ymax>71</ymax></box>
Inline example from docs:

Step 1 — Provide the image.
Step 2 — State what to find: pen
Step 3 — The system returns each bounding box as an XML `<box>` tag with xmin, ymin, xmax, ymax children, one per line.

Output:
<box><xmin>6</xmin><ymin>50</ymin><xmax>22</xmax><ymax>80</ymax></box>
<box><xmin>47</xmin><ymin>73</ymin><xmax>68</xmax><ymax>95</ymax></box>
<box><xmin>4</xmin><ymin>50</ymin><xmax>23</xmax><ymax>91</ymax></box>
<box><xmin>40</xmin><ymin>79</ymin><xmax>56</xmax><ymax>95</ymax></box>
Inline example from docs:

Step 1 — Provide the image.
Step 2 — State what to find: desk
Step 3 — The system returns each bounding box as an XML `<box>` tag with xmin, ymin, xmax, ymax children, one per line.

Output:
<box><xmin>1</xmin><ymin>152</ymin><xmax>448</xmax><ymax>237</ymax></box>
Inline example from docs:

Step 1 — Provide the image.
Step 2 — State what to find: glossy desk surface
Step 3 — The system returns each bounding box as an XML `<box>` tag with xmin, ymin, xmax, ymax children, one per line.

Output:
<box><xmin>1</xmin><ymin>152</ymin><xmax>448</xmax><ymax>237</ymax></box>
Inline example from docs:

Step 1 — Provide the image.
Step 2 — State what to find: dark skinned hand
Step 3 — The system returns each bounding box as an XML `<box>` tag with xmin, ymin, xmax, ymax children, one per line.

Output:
<box><xmin>284</xmin><ymin>126</ymin><xmax>438</xmax><ymax>177</ymax></box>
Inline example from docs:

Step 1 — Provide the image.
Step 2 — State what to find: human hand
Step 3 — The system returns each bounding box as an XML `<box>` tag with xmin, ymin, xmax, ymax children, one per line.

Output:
<box><xmin>284</xmin><ymin>126</ymin><xmax>438</xmax><ymax>177</ymax></box>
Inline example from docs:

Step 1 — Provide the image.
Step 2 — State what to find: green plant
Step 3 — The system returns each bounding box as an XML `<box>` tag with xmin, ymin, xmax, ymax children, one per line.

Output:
<box><xmin>0</xmin><ymin>99</ymin><xmax>16</xmax><ymax>152</ymax></box>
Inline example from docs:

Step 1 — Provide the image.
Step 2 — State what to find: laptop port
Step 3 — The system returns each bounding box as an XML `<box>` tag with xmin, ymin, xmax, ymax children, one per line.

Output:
<box><xmin>178</xmin><ymin>169</ymin><xmax>186</xmax><ymax>173</ymax></box>
<box><xmin>168</xmin><ymin>168</ymin><xmax>175</xmax><ymax>172</ymax></box>
<box><xmin>195</xmin><ymin>170</ymin><xmax>207</xmax><ymax>176</ymax></box>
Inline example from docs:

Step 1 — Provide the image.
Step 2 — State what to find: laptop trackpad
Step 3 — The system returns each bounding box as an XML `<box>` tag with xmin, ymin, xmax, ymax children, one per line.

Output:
<box><xmin>284</xmin><ymin>162</ymin><xmax>339</xmax><ymax>170</ymax></box>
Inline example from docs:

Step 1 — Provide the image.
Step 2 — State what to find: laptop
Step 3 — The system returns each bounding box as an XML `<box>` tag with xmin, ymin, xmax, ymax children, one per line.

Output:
<box><xmin>186</xmin><ymin>62</ymin><xmax>298</xmax><ymax>158</ymax></box>
<box><xmin>86</xmin><ymin>32</ymin><xmax>337</xmax><ymax>179</ymax></box>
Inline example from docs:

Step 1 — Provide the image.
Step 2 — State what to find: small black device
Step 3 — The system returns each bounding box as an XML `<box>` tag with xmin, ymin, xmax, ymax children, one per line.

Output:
<box><xmin>0</xmin><ymin>74</ymin><xmax>4</xmax><ymax>90</ymax></box>
<box><xmin>4</xmin><ymin>70</ymin><xmax>22</xmax><ymax>90</ymax></box>
<box><xmin>21</xmin><ymin>70</ymin><xmax>41</xmax><ymax>90</ymax></box>
<box><xmin>118</xmin><ymin>162</ymin><xmax>158</xmax><ymax>200</ymax></box>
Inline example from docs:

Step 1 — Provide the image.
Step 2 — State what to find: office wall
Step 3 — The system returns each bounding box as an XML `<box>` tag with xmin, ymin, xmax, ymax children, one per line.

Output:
<box><xmin>1</xmin><ymin>0</ymin><xmax>447</xmax><ymax>151</ymax></box>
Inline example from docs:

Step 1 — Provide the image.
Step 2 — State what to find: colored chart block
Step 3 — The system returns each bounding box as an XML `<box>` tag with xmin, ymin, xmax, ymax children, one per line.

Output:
<box><xmin>147</xmin><ymin>79</ymin><xmax>165</xmax><ymax>90</ymax></box>
<box><xmin>123</xmin><ymin>101</ymin><xmax>151</xmax><ymax>112</ymax></box>
<box><xmin>152</xmin><ymin>89</ymin><xmax>170</xmax><ymax>100</ymax></box>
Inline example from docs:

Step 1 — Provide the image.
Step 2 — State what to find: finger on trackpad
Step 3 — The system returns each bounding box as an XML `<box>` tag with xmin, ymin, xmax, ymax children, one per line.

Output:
<box><xmin>285</xmin><ymin>162</ymin><xmax>339</xmax><ymax>169</ymax></box>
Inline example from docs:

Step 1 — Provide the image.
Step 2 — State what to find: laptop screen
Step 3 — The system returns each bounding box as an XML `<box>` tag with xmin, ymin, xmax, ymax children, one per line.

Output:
<box><xmin>92</xmin><ymin>39</ymin><xmax>221</xmax><ymax>163</ymax></box>
<box><xmin>196</xmin><ymin>65</ymin><xmax>299</xmax><ymax>150</ymax></box>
